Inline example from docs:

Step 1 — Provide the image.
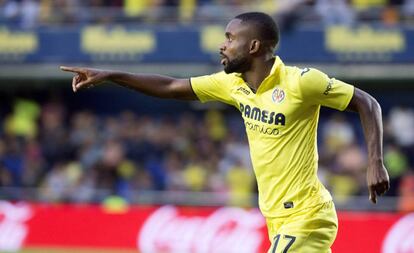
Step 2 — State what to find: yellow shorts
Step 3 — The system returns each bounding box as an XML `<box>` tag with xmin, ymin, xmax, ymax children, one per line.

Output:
<box><xmin>266</xmin><ymin>201</ymin><xmax>338</xmax><ymax>253</ymax></box>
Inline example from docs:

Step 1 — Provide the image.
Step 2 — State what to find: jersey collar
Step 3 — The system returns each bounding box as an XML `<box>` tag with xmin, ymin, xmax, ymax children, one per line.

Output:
<box><xmin>270</xmin><ymin>56</ymin><xmax>284</xmax><ymax>78</ymax></box>
<box><xmin>256</xmin><ymin>56</ymin><xmax>285</xmax><ymax>93</ymax></box>
<box><xmin>234</xmin><ymin>56</ymin><xmax>285</xmax><ymax>94</ymax></box>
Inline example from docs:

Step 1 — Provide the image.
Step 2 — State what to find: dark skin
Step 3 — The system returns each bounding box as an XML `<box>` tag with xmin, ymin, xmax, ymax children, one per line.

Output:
<box><xmin>346</xmin><ymin>89</ymin><xmax>390</xmax><ymax>204</ymax></box>
<box><xmin>60</xmin><ymin>18</ymin><xmax>389</xmax><ymax>204</ymax></box>
<box><xmin>220</xmin><ymin>19</ymin><xmax>275</xmax><ymax>92</ymax></box>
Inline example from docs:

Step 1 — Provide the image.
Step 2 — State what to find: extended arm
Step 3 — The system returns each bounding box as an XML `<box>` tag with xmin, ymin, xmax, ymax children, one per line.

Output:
<box><xmin>60</xmin><ymin>66</ymin><xmax>197</xmax><ymax>100</ymax></box>
<box><xmin>346</xmin><ymin>88</ymin><xmax>390</xmax><ymax>203</ymax></box>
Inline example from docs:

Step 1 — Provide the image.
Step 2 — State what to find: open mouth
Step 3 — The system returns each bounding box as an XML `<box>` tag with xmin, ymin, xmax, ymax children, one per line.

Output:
<box><xmin>220</xmin><ymin>54</ymin><xmax>228</xmax><ymax>65</ymax></box>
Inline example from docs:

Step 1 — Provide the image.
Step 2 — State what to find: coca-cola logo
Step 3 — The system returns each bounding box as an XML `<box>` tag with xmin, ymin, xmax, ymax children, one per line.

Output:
<box><xmin>137</xmin><ymin>205</ymin><xmax>265</xmax><ymax>253</ymax></box>
<box><xmin>382</xmin><ymin>213</ymin><xmax>414</xmax><ymax>253</ymax></box>
<box><xmin>0</xmin><ymin>201</ymin><xmax>32</xmax><ymax>251</ymax></box>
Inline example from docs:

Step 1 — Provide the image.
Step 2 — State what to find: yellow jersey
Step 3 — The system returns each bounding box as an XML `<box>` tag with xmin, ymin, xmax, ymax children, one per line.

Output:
<box><xmin>190</xmin><ymin>56</ymin><xmax>354</xmax><ymax>218</ymax></box>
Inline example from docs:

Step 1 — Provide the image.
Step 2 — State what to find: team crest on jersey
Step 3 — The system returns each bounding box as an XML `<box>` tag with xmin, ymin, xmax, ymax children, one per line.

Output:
<box><xmin>272</xmin><ymin>88</ymin><xmax>285</xmax><ymax>103</ymax></box>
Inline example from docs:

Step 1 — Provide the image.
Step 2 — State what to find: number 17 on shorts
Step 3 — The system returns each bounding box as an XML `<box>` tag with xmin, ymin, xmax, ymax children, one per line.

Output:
<box><xmin>268</xmin><ymin>234</ymin><xmax>296</xmax><ymax>253</ymax></box>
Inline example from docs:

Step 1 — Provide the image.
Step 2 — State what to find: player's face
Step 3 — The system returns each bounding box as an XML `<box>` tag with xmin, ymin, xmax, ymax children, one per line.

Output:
<box><xmin>220</xmin><ymin>19</ymin><xmax>252</xmax><ymax>74</ymax></box>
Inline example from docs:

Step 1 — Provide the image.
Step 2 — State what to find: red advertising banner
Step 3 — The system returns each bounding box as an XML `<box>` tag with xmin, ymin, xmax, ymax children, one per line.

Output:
<box><xmin>0</xmin><ymin>201</ymin><xmax>413</xmax><ymax>253</ymax></box>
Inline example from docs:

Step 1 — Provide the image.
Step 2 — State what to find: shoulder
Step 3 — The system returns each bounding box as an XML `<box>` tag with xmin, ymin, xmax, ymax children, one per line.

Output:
<box><xmin>283</xmin><ymin>66</ymin><xmax>330</xmax><ymax>99</ymax></box>
<box><xmin>211</xmin><ymin>71</ymin><xmax>241</xmax><ymax>84</ymax></box>
<box><xmin>192</xmin><ymin>71</ymin><xmax>239</xmax><ymax>85</ymax></box>
<box><xmin>283</xmin><ymin>66</ymin><xmax>320</xmax><ymax>84</ymax></box>
<box><xmin>282</xmin><ymin>66</ymin><xmax>316</xmax><ymax>91</ymax></box>
<box><xmin>298</xmin><ymin>68</ymin><xmax>328</xmax><ymax>84</ymax></box>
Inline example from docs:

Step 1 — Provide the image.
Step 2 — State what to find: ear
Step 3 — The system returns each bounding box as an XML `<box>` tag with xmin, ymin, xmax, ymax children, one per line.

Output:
<box><xmin>249</xmin><ymin>39</ymin><xmax>260</xmax><ymax>54</ymax></box>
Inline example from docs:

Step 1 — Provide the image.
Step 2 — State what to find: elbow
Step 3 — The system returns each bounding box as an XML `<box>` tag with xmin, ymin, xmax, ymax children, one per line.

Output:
<box><xmin>348</xmin><ymin>88</ymin><xmax>381</xmax><ymax>114</ymax></box>
<box><xmin>366</xmin><ymin>93</ymin><xmax>381</xmax><ymax>114</ymax></box>
<box><xmin>155</xmin><ymin>81</ymin><xmax>180</xmax><ymax>99</ymax></box>
<box><xmin>360</xmin><ymin>94</ymin><xmax>382</xmax><ymax>119</ymax></box>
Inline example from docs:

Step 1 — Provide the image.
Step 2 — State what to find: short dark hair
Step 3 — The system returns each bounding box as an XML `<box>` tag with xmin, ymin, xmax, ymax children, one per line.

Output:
<box><xmin>234</xmin><ymin>12</ymin><xmax>279</xmax><ymax>50</ymax></box>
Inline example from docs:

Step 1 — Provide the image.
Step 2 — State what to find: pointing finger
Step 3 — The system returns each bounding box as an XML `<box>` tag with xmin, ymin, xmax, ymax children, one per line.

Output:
<box><xmin>60</xmin><ymin>66</ymin><xmax>84</xmax><ymax>74</ymax></box>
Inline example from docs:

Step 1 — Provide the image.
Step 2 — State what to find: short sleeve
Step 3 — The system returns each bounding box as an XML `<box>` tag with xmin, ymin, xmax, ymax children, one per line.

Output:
<box><xmin>298</xmin><ymin>68</ymin><xmax>354</xmax><ymax>111</ymax></box>
<box><xmin>190</xmin><ymin>71</ymin><xmax>235</xmax><ymax>106</ymax></box>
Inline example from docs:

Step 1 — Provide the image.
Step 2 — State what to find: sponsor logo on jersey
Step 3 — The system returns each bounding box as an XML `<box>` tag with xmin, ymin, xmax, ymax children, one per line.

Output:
<box><xmin>244</xmin><ymin>121</ymin><xmax>281</xmax><ymax>136</ymax></box>
<box><xmin>324</xmin><ymin>79</ymin><xmax>333</xmax><ymax>95</ymax></box>
<box><xmin>237</xmin><ymin>86</ymin><xmax>251</xmax><ymax>95</ymax></box>
<box><xmin>283</xmin><ymin>201</ymin><xmax>294</xmax><ymax>209</ymax></box>
<box><xmin>239</xmin><ymin>103</ymin><xmax>285</xmax><ymax>126</ymax></box>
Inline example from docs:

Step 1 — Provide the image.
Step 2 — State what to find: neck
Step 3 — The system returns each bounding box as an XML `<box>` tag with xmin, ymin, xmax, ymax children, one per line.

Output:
<box><xmin>241</xmin><ymin>55</ymin><xmax>275</xmax><ymax>92</ymax></box>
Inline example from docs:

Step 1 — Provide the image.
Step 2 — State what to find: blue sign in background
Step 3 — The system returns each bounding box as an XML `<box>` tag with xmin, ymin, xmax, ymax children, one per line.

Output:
<box><xmin>1</xmin><ymin>25</ymin><xmax>413</xmax><ymax>64</ymax></box>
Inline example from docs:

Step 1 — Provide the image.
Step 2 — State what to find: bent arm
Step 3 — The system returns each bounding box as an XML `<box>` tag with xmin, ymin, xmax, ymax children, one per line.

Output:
<box><xmin>346</xmin><ymin>88</ymin><xmax>383</xmax><ymax>165</ymax></box>
<box><xmin>346</xmin><ymin>87</ymin><xmax>390</xmax><ymax>203</ymax></box>
<box><xmin>60</xmin><ymin>66</ymin><xmax>198</xmax><ymax>100</ymax></box>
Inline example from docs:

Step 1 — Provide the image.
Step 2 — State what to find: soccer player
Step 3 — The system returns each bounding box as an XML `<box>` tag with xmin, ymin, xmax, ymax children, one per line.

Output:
<box><xmin>60</xmin><ymin>12</ymin><xmax>390</xmax><ymax>253</ymax></box>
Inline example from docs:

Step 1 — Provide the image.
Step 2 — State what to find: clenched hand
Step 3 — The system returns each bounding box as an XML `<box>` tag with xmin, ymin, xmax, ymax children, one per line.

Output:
<box><xmin>367</xmin><ymin>164</ymin><xmax>390</xmax><ymax>204</ymax></box>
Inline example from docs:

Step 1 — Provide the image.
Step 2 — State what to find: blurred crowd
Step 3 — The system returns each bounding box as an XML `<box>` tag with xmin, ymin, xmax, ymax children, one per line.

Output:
<box><xmin>1</xmin><ymin>0</ymin><xmax>414</xmax><ymax>29</ymax></box>
<box><xmin>0</xmin><ymin>96</ymin><xmax>413</xmax><ymax>211</ymax></box>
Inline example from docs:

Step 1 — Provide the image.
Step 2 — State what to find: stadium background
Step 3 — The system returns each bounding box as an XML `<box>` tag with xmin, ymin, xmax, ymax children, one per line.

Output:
<box><xmin>0</xmin><ymin>0</ymin><xmax>414</xmax><ymax>252</ymax></box>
